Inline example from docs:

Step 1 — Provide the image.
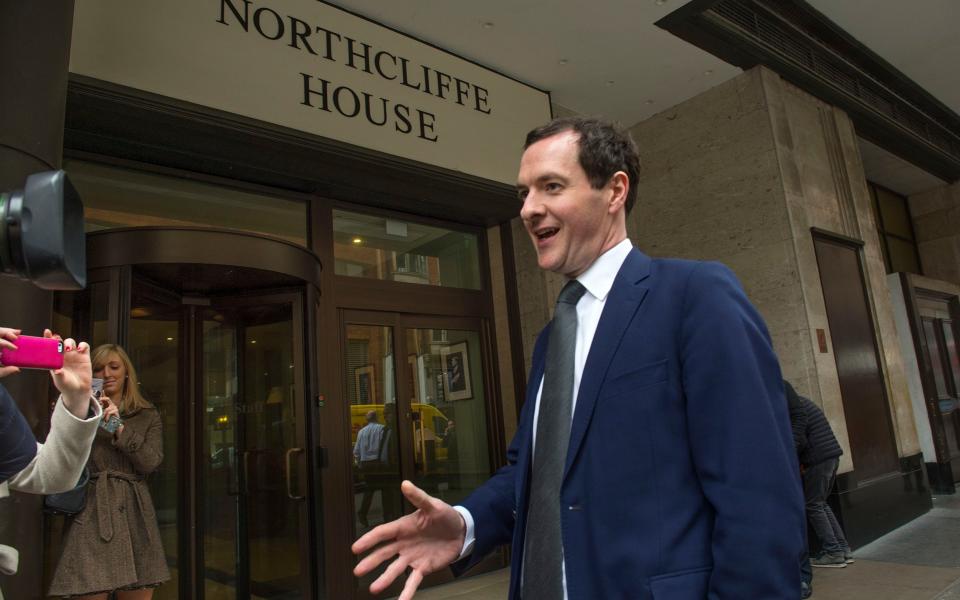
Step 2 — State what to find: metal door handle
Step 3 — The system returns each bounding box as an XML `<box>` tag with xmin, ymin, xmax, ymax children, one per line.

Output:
<box><xmin>285</xmin><ymin>447</ymin><xmax>305</xmax><ymax>501</ymax></box>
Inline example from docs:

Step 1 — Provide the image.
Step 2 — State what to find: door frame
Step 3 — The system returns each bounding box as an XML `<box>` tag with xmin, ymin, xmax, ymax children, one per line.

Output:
<box><xmin>335</xmin><ymin>309</ymin><xmax>505</xmax><ymax>598</ymax></box>
<box><xmin>79</xmin><ymin>227</ymin><xmax>324</xmax><ymax>599</ymax></box>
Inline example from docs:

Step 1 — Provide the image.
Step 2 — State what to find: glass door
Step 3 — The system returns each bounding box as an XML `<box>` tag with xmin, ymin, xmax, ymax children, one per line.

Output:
<box><xmin>201</xmin><ymin>294</ymin><xmax>310</xmax><ymax>600</ymax></box>
<box><xmin>343</xmin><ymin>312</ymin><xmax>494</xmax><ymax>597</ymax></box>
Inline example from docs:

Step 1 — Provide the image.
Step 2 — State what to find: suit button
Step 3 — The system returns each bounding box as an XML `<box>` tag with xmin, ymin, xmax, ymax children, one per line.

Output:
<box><xmin>118</xmin><ymin>504</ymin><xmax>125</xmax><ymax>513</ymax></box>
<box><xmin>567</xmin><ymin>504</ymin><xmax>582</xmax><ymax>511</ymax></box>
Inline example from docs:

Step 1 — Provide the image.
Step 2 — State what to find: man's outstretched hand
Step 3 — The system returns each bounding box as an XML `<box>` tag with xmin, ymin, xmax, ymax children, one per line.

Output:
<box><xmin>352</xmin><ymin>480</ymin><xmax>466</xmax><ymax>600</ymax></box>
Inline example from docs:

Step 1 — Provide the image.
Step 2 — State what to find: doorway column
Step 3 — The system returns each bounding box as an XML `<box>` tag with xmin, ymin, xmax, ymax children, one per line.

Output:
<box><xmin>0</xmin><ymin>2</ymin><xmax>75</xmax><ymax>598</ymax></box>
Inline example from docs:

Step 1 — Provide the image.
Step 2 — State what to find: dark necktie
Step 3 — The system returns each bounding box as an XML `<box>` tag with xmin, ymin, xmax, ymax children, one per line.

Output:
<box><xmin>522</xmin><ymin>279</ymin><xmax>587</xmax><ymax>599</ymax></box>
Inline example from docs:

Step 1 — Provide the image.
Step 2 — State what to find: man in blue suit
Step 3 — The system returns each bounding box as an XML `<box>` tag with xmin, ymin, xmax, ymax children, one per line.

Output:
<box><xmin>353</xmin><ymin>117</ymin><xmax>805</xmax><ymax>599</ymax></box>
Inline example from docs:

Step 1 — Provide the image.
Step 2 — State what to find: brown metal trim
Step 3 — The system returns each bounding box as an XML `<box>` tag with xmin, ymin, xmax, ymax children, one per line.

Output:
<box><xmin>65</xmin><ymin>76</ymin><xmax>520</xmax><ymax>226</ymax></box>
<box><xmin>900</xmin><ymin>273</ymin><xmax>953</xmax><ymax>464</ymax></box>
<box><xmin>500</xmin><ymin>221</ymin><xmax>529</xmax><ymax>416</ymax></box>
<box><xmin>333</xmin><ymin>276</ymin><xmax>486</xmax><ymax>317</ymax></box>
<box><xmin>812</xmin><ymin>229</ymin><xmax>900</xmax><ymax>481</ymax></box>
<box><xmin>810</xmin><ymin>226</ymin><xmax>865</xmax><ymax>248</ymax></box>
<box><xmin>86</xmin><ymin>227</ymin><xmax>323</xmax><ymax>290</ymax></box>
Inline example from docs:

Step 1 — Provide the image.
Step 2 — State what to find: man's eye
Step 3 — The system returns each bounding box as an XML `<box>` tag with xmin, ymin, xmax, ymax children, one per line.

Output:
<box><xmin>517</xmin><ymin>189</ymin><xmax>528</xmax><ymax>201</ymax></box>
<box><xmin>545</xmin><ymin>182</ymin><xmax>562</xmax><ymax>192</ymax></box>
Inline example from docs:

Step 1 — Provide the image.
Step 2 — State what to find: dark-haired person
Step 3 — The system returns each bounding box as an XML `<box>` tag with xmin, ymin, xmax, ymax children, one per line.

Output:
<box><xmin>353</xmin><ymin>117</ymin><xmax>804</xmax><ymax>599</ymax></box>
<box><xmin>785</xmin><ymin>380</ymin><xmax>851</xmax><ymax>572</ymax></box>
<box><xmin>0</xmin><ymin>327</ymin><xmax>102</xmax><ymax>600</ymax></box>
<box><xmin>49</xmin><ymin>344</ymin><xmax>169</xmax><ymax>599</ymax></box>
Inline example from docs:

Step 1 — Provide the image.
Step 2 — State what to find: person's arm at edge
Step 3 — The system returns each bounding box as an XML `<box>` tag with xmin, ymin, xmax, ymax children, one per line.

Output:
<box><xmin>680</xmin><ymin>262</ymin><xmax>805</xmax><ymax>598</ymax></box>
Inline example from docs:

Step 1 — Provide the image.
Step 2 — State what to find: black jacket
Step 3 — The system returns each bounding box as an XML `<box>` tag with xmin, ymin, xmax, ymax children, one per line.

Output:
<box><xmin>785</xmin><ymin>381</ymin><xmax>842</xmax><ymax>468</ymax></box>
<box><xmin>0</xmin><ymin>383</ymin><xmax>37</xmax><ymax>483</ymax></box>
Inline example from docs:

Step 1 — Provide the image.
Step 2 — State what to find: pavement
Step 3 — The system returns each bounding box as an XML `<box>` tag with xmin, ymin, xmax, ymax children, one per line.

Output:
<box><xmin>398</xmin><ymin>494</ymin><xmax>960</xmax><ymax>600</ymax></box>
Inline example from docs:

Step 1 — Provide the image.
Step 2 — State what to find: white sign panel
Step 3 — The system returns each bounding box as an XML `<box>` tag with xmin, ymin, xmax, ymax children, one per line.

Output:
<box><xmin>69</xmin><ymin>0</ymin><xmax>552</xmax><ymax>185</ymax></box>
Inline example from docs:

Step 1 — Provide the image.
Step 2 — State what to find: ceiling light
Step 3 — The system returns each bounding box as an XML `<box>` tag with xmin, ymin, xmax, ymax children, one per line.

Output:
<box><xmin>655</xmin><ymin>0</ymin><xmax>668</xmax><ymax>5</ymax></box>
<box><xmin>704</xmin><ymin>69</ymin><xmax>714</xmax><ymax>75</ymax></box>
<box><xmin>166</xmin><ymin>337</ymin><xmax>174</xmax><ymax>341</ymax></box>
<box><xmin>645</xmin><ymin>99</ymin><xmax>655</xmax><ymax>105</ymax></box>
<box><xmin>481</xmin><ymin>21</ymin><xmax>494</xmax><ymax>29</ymax></box>
<box><xmin>606</xmin><ymin>80</ymin><xmax>615</xmax><ymax>86</ymax></box>
<box><xmin>352</xmin><ymin>237</ymin><xmax>363</xmax><ymax>244</ymax></box>
<box><xmin>559</xmin><ymin>59</ymin><xmax>569</xmax><ymax>66</ymax></box>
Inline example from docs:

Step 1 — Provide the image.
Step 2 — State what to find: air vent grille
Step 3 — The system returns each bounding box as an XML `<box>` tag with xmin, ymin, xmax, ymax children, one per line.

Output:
<box><xmin>706</xmin><ymin>0</ymin><xmax>959</xmax><ymax>164</ymax></box>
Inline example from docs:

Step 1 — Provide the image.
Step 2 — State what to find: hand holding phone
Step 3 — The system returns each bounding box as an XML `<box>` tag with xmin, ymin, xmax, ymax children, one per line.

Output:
<box><xmin>0</xmin><ymin>334</ymin><xmax>64</xmax><ymax>370</ymax></box>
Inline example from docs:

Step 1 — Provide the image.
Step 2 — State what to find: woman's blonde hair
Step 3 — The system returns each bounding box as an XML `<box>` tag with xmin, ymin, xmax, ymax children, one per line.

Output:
<box><xmin>91</xmin><ymin>344</ymin><xmax>152</xmax><ymax>414</ymax></box>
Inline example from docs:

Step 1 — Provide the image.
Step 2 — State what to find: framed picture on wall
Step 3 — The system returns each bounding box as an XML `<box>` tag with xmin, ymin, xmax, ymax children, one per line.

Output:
<box><xmin>440</xmin><ymin>342</ymin><xmax>472</xmax><ymax>401</ymax></box>
<box><xmin>355</xmin><ymin>365</ymin><xmax>376</xmax><ymax>404</ymax></box>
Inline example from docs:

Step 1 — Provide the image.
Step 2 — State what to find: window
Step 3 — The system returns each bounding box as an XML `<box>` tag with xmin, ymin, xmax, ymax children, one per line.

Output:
<box><xmin>333</xmin><ymin>209</ymin><xmax>481</xmax><ymax>290</ymax></box>
<box><xmin>868</xmin><ymin>181</ymin><xmax>922</xmax><ymax>275</ymax></box>
<box><xmin>64</xmin><ymin>159</ymin><xmax>309</xmax><ymax>246</ymax></box>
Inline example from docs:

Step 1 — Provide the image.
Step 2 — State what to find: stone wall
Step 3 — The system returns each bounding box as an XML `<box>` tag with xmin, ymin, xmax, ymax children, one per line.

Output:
<box><xmin>910</xmin><ymin>181</ymin><xmax>960</xmax><ymax>286</ymax></box>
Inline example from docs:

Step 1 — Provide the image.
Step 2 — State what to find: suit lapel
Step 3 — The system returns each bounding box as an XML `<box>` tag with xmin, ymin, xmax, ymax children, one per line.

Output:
<box><xmin>564</xmin><ymin>248</ymin><xmax>651</xmax><ymax>479</ymax></box>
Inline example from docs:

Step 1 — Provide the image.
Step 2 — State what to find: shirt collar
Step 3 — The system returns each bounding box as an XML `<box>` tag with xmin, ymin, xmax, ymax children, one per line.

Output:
<box><xmin>575</xmin><ymin>238</ymin><xmax>632</xmax><ymax>302</ymax></box>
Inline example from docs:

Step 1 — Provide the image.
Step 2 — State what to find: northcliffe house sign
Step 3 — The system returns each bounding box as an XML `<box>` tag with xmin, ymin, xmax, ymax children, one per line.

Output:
<box><xmin>69</xmin><ymin>0</ymin><xmax>551</xmax><ymax>185</ymax></box>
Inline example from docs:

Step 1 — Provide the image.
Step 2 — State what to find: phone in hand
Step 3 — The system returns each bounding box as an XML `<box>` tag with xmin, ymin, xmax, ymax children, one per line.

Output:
<box><xmin>0</xmin><ymin>335</ymin><xmax>64</xmax><ymax>370</ymax></box>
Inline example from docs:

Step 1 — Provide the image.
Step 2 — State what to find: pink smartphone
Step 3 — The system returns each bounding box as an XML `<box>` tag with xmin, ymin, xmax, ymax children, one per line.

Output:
<box><xmin>0</xmin><ymin>335</ymin><xmax>64</xmax><ymax>370</ymax></box>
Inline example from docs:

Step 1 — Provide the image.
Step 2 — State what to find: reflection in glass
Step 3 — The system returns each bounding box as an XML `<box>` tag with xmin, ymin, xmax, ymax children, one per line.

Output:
<box><xmin>65</xmin><ymin>159</ymin><xmax>308</xmax><ymax>246</ymax></box>
<box><xmin>333</xmin><ymin>209</ymin><xmax>481</xmax><ymax>290</ymax></box>
<box><xmin>203</xmin><ymin>304</ymin><xmax>304</xmax><ymax>599</ymax></box>
<box><xmin>347</xmin><ymin>325</ymin><xmax>402</xmax><ymax>594</ymax></box>
<box><xmin>405</xmin><ymin>328</ymin><xmax>490</xmax><ymax>507</ymax></box>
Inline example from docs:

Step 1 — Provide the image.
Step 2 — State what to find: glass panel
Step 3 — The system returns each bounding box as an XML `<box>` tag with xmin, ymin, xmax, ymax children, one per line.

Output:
<box><xmin>924</xmin><ymin>319</ymin><xmax>950</xmax><ymax>400</ymax></box>
<box><xmin>128</xmin><ymin>289</ymin><xmax>182</xmax><ymax>599</ymax></box>
<box><xmin>333</xmin><ymin>209</ymin><xmax>481</xmax><ymax>290</ymax></box>
<box><xmin>64</xmin><ymin>159</ymin><xmax>308</xmax><ymax>246</ymax></box>
<box><xmin>405</xmin><ymin>328</ymin><xmax>490</xmax><ymax>506</ymax></box>
<box><xmin>942</xmin><ymin>321</ymin><xmax>960</xmax><ymax>395</ymax></box>
<box><xmin>202</xmin><ymin>314</ymin><xmax>240</xmax><ymax>600</ymax></box>
<box><xmin>242</xmin><ymin>305</ymin><xmax>302</xmax><ymax>599</ymax></box>
<box><xmin>876</xmin><ymin>186</ymin><xmax>915</xmax><ymax>240</ymax></box>
<box><xmin>203</xmin><ymin>302</ymin><xmax>303</xmax><ymax>599</ymax></box>
<box><xmin>346</xmin><ymin>325</ymin><xmax>402</xmax><ymax>592</ymax></box>
<box><xmin>886</xmin><ymin>236</ymin><xmax>922</xmax><ymax>275</ymax></box>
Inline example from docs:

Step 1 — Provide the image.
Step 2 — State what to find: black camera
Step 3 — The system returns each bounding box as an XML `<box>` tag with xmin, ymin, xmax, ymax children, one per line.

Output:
<box><xmin>0</xmin><ymin>170</ymin><xmax>86</xmax><ymax>290</ymax></box>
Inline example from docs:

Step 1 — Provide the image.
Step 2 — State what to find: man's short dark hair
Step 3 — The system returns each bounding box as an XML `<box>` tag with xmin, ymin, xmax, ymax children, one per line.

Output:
<box><xmin>524</xmin><ymin>116</ymin><xmax>641</xmax><ymax>214</ymax></box>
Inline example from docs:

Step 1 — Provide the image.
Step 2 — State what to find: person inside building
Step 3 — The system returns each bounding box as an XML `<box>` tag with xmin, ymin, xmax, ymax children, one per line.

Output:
<box><xmin>785</xmin><ymin>379</ymin><xmax>853</xmax><ymax>572</ymax></box>
<box><xmin>352</xmin><ymin>116</ymin><xmax>805</xmax><ymax>599</ymax></box>
<box><xmin>355</xmin><ymin>409</ymin><xmax>387</xmax><ymax>528</ymax></box>
<box><xmin>49</xmin><ymin>344</ymin><xmax>169</xmax><ymax>599</ymax></box>
<box><xmin>0</xmin><ymin>327</ymin><xmax>102</xmax><ymax>600</ymax></box>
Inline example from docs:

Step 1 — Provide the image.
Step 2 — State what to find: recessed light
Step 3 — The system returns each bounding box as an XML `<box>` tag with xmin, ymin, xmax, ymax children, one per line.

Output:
<box><xmin>704</xmin><ymin>69</ymin><xmax>714</xmax><ymax>75</ymax></box>
<box><xmin>606</xmin><ymin>80</ymin><xmax>615</xmax><ymax>86</ymax></box>
<box><xmin>655</xmin><ymin>0</ymin><xmax>668</xmax><ymax>5</ymax></box>
<box><xmin>559</xmin><ymin>59</ymin><xmax>569</xmax><ymax>66</ymax></box>
<box><xmin>166</xmin><ymin>337</ymin><xmax>174</xmax><ymax>341</ymax></box>
<box><xmin>352</xmin><ymin>237</ymin><xmax>363</xmax><ymax>244</ymax></box>
<box><xmin>645</xmin><ymin>99</ymin><xmax>655</xmax><ymax>105</ymax></box>
<box><xmin>481</xmin><ymin>21</ymin><xmax>494</xmax><ymax>29</ymax></box>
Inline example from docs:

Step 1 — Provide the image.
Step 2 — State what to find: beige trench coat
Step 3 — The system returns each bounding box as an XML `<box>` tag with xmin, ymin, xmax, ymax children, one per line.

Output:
<box><xmin>48</xmin><ymin>405</ymin><xmax>170</xmax><ymax>596</ymax></box>
<box><xmin>0</xmin><ymin>396</ymin><xmax>100</xmax><ymax>600</ymax></box>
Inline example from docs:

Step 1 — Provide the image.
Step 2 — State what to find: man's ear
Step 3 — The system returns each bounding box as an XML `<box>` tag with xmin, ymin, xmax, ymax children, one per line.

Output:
<box><xmin>607</xmin><ymin>171</ymin><xmax>629</xmax><ymax>214</ymax></box>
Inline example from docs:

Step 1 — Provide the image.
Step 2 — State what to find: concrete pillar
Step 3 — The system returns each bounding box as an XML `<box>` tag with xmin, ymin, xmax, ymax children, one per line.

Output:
<box><xmin>0</xmin><ymin>2</ymin><xmax>75</xmax><ymax>597</ymax></box>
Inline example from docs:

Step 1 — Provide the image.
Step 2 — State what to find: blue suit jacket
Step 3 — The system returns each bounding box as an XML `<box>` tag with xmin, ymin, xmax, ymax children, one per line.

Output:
<box><xmin>458</xmin><ymin>249</ymin><xmax>805</xmax><ymax>599</ymax></box>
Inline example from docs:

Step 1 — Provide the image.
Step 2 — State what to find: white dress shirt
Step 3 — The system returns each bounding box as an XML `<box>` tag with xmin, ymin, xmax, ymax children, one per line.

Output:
<box><xmin>454</xmin><ymin>238</ymin><xmax>633</xmax><ymax>598</ymax></box>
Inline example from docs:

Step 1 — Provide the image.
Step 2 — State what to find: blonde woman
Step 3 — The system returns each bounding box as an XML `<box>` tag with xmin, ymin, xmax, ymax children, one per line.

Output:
<box><xmin>49</xmin><ymin>344</ymin><xmax>169</xmax><ymax>599</ymax></box>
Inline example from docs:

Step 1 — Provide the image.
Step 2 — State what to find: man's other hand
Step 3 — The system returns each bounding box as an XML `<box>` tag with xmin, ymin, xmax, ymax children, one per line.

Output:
<box><xmin>45</xmin><ymin>329</ymin><xmax>92</xmax><ymax>419</ymax></box>
<box><xmin>352</xmin><ymin>480</ymin><xmax>466</xmax><ymax>600</ymax></box>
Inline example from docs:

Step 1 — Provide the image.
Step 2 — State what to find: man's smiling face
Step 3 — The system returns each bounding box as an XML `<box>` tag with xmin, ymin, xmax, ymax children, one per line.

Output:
<box><xmin>517</xmin><ymin>130</ymin><xmax>625</xmax><ymax>278</ymax></box>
